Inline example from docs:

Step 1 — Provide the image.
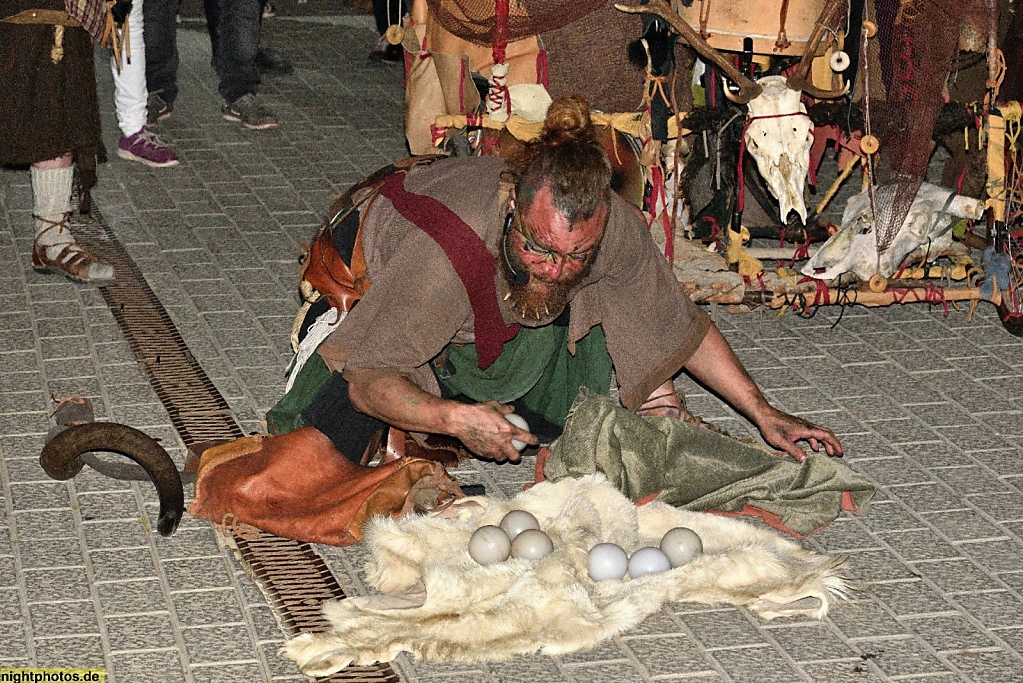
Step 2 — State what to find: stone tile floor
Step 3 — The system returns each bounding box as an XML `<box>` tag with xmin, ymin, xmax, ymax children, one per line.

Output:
<box><xmin>1</xmin><ymin>6</ymin><xmax>1022</xmax><ymax>682</ymax></box>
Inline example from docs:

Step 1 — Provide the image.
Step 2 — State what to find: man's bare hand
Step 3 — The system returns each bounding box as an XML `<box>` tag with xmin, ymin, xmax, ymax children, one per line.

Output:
<box><xmin>448</xmin><ymin>401</ymin><xmax>538</xmax><ymax>463</ymax></box>
<box><xmin>756</xmin><ymin>407</ymin><xmax>843</xmax><ymax>461</ymax></box>
<box><xmin>347</xmin><ymin>370</ymin><xmax>538</xmax><ymax>462</ymax></box>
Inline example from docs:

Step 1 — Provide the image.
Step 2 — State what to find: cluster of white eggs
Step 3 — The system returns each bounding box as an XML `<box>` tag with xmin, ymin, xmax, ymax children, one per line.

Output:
<box><xmin>468</xmin><ymin>510</ymin><xmax>554</xmax><ymax>565</ymax></box>
<box><xmin>469</xmin><ymin>509</ymin><xmax>705</xmax><ymax>582</ymax></box>
<box><xmin>587</xmin><ymin>527</ymin><xmax>703</xmax><ymax>581</ymax></box>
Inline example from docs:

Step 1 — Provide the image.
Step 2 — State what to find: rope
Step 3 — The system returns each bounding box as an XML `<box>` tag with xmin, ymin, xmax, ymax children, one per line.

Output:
<box><xmin>34</xmin><ymin>212</ymin><xmax>72</xmax><ymax>245</ymax></box>
<box><xmin>102</xmin><ymin>2</ymin><xmax>130</xmax><ymax>72</ymax></box>
<box><xmin>51</xmin><ymin>24</ymin><xmax>64</xmax><ymax>63</ymax></box>
<box><xmin>536</xmin><ymin>50</ymin><xmax>549</xmax><ymax>88</ymax></box>
<box><xmin>858</xmin><ymin>17</ymin><xmax>880</xmax><ymax>273</ymax></box>
<box><xmin>48</xmin><ymin>392</ymin><xmax>87</xmax><ymax>419</ymax></box>
<box><xmin>649</xmin><ymin>164</ymin><xmax>673</xmax><ymax>261</ymax></box>
<box><xmin>492</xmin><ymin>0</ymin><xmax>509</xmax><ymax>65</ymax></box>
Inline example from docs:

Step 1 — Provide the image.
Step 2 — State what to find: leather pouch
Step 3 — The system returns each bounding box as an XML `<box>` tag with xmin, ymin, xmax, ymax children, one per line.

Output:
<box><xmin>189</xmin><ymin>426</ymin><xmax>462</xmax><ymax>546</ymax></box>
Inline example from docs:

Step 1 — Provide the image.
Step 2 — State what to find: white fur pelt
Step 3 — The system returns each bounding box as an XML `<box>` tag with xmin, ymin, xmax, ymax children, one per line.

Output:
<box><xmin>282</xmin><ymin>475</ymin><xmax>848</xmax><ymax>676</ymax></box>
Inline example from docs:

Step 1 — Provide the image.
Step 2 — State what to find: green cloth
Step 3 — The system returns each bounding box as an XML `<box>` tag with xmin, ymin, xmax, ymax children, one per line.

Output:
<box><xmin>266</xmin><ymin>353</ymin><xmax>332</xmax><ymax>436</ymax></box>
<box><xmin>437</xmin><ymin>324</ymin><xmax>613</xmax><ymax>428</ymax></box>
<box><xmin>267</xmin><ymin>324</ymin><xmax>614</xmax><ymax>437</ymax></box>
<box><xmin>545</xmin><ymin>388</ymin><xmax>875</xmax><ymax>536</ymax></box>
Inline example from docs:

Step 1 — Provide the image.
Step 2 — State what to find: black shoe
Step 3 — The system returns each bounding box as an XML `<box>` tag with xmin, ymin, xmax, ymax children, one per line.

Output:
<box><xmin>255</xmin><ymin>47</ymin><xmax>293</xmax><ymax>76</ymax></box>
<box><xmin>146</xmin><ymin>93</ymin><xmax>173</xmax><ymax>125</ymax></box>
<box><xmin>368</xmin><ymin>43</ymin><xmax>403</xmax><ymax>63</ymax></box>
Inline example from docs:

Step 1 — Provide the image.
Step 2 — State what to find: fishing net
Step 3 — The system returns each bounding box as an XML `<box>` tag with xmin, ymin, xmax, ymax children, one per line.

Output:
<box><xmin>425</xmin><ymin>0</ymin><xmax>607</xmax><ymax>47</ymax></box>
<box><xmin>425</xmin><ymin>0</ymin><xmax>648</xmax><ymax>113</ymax></box>
<box><xmin>865</xmin><ymin>0</ymin><xmax>989</xmax><ymax>253</ymax></box>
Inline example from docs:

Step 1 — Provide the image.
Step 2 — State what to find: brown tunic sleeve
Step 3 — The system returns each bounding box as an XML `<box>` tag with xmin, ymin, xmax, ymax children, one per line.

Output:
<box><xmin>569</xmin><ymin>194</ymin><xmax>711</xmax><ymax>412</ymax></box>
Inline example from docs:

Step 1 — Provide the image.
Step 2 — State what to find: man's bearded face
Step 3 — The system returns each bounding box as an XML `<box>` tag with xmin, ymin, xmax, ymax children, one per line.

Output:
<box><xmin>500</xmin><ymin>188</ymin><xmax>606</xmax><ymax>322</ymax></box>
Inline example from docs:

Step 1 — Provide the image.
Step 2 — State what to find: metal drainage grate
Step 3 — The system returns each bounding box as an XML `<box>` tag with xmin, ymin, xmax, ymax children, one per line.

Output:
<box><xmin>69</xmin><ymin>207</ymin><xmax>400</xmax><ymax>683</ymax></box>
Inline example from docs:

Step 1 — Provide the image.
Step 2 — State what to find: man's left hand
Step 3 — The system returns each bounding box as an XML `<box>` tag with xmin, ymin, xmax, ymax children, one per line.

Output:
<box><xmin>756</xmin><ymin>407</ymin><xmax>843</xmax><ymax>461</ymax></box>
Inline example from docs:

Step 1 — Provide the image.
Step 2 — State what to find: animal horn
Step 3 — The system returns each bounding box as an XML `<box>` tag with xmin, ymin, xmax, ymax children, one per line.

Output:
<box><xmin>615</xmin><ymin>0</ymin><xmax>763</xmax><ymax>103</ymax></box>
<box><xmin>785</xmin><ymin>0</ymin><xmax>851</xmax><ymax>100</ymax></box>
<box><xmin>40</xmin><ymin>422</ymin><xmax>185</xmax><ymax>536</ymax></box>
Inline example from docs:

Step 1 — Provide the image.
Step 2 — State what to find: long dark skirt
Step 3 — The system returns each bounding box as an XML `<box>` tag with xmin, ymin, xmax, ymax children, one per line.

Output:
<box><xmin>0</xmin><ymin>0</ymin><xmax>103</xmax><ymax>183</ymax></box>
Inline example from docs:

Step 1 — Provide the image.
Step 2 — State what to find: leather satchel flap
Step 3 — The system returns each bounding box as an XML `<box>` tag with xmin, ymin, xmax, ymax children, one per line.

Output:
<box><xmin>189</xmin><ymin>427</ymin><xmax>462</xmax><ymax>546</ymax></box>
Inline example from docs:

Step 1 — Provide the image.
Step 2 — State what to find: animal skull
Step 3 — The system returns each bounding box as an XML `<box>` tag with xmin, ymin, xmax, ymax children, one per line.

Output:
<box><xmin>801</xmin><ymin>182</ymin><xmax>986</xmax><ymax>282</ymax></box>
<box><xmin>744</xmin><ymin>76</ymin><xmax>814</xmax><ymax>225</ymax></box>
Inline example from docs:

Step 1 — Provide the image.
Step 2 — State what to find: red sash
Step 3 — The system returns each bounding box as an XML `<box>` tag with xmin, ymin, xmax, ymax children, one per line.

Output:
<box><xmin>377</xmin><ymin>172</ymin><xmax>519</xmax><ymax>369</ymax></box>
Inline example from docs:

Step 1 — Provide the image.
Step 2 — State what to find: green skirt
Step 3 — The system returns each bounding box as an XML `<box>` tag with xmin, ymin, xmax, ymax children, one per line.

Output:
<box><xmin>267</xmin><ymin>323</ymin><xmax>613</xmax><ymax>435</ymax></box>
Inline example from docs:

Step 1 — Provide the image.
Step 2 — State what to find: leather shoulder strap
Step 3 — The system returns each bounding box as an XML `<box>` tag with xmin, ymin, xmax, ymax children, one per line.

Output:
<box><xmin>299</xmin><ymin>157</ymin><xmax>444</xmax><ymax>311</ymax></box>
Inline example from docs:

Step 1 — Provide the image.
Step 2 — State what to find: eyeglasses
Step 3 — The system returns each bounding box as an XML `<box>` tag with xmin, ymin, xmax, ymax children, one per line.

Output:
<box><xmin>512</xmin><ymin>211</ymin><xmax>598</xmax><ymax>265</ymax></box>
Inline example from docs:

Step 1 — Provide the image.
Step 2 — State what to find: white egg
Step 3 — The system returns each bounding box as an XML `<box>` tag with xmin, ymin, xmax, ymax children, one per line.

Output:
<box><xmin>587</xmin><ymin>542</ymin><xmax>629</xmax><ymax>581</ymax></box>
<box><xmin>627</xmin><ymin>546</ymin><xmax>672</xmax><ymax>578</ymax></box>
<box><xmin>659</xmin><ymin>527</ymin><xmax>704</xmax><ymax>568</ymax></box>
<box><xmin>510</xmin><ymin>528</ymin><xmax>554</xmax><ymax>560</ymax></box>
<box><xmin>468</xmin><ymin>525</ymin><xmax>511</xmax><ymax>565</ymax></box>
<box><xmin>499</xmin><ymin>509</ymin><xmax>541</xmax><ymax>541</ymax></box>
<box><xmin>504</xmin><ymin>412</ymin><xmax>530</xmax><ymax>451</ymax></box>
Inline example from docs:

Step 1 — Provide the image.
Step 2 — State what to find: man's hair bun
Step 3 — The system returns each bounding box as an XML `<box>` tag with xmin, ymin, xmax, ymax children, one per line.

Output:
<box><xmin>541</xmin><ymin>96</ymin><xmax>594</xmax><ymax>145</ymax></box>
<box><xmin>506</xmin><ymin>95</ymin><xmax>611</xmax><ymax>222</ymax></box>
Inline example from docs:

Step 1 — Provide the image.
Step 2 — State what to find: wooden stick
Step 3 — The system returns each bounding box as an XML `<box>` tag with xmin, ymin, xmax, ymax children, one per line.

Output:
<box><xmin>744</xmin><ymin>246</ymin><xmax>819</xmax><ymax>260</ymax></box>
<box><xmin>815</xmin><ymin>155</ymin><xmax>861</xmax><ymax>215</ymax></box>
<box><xmin>765</xmin><ymin>286</ymin><xmax>1001</xmax><ymax>309</ymax></box>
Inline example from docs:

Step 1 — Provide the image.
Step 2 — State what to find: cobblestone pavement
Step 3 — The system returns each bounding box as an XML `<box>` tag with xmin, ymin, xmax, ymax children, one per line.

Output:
<box><xmin>2</xmin><ymin>6</ymin><xmax>1023</xmax><ymax>682</ymax></box>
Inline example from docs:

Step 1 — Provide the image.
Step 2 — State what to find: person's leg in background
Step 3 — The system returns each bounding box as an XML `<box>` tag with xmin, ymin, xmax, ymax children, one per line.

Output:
<box><xmin>204</xmin><ymin>0</ymin><xmax>220</xmax><ymax>61</ymax></box>
<box><xmin>208</xmin><ymin>0</ymin><xmax>291</xmax><ymax>75</ymax></box>
<box><xmin>369</xmin><ymin>0</ymin><xmax>405</xmax><ymax>62</ymax></box>
<box><xmin>31</xmin><ymin>155</ymin><xmax>115</xmax><ymax>283</ymax></box>
<box><xmin>143</xmin><ymin>0</ymin><xmax>181</xmax><ymax>123</ymax></box>
<box><xmin>253</xmin><ymin>0</ymin><xmax>293</xmax><ymax>76</ymax></box>
<box><xmin>112</xmin><ymin>0</ymin><xmax>179</xmax><ymax>167</ymax></box>
<box><xmin>217</xmin><ymin>0</ymin><xmax>279</xmax><ymax>129</ymax></box>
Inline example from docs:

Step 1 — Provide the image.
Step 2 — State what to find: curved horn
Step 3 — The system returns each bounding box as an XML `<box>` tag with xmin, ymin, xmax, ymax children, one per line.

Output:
<box><xmin>785</xmin><ymin>0</ymin><xmax>851</xmax><ymax>100</ymax></box>
<box><xmin>616</xmin><ymin>0</ymin><xmax>763</xmax><ymax>103</ymax></box>
<box><xmin>41</xmin><ymin>423</ymin><xmax>185</xmax><ymax>536</ymax></box>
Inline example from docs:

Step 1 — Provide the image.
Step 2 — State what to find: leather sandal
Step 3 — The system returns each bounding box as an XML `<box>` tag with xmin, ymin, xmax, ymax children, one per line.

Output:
<box><xmin>33</xmin><ymin>239</ymin><xmax>115</xmax><ymax>283</ymax></box>
<box><xmin>636</xmin><ymin>389</ymin><xmax>723</xmax><ymax>433</ymax></box>
<box><xmin>32</xmin><ymin>214</ymin><xmax>115</xmax><ymax>283</ymax></box>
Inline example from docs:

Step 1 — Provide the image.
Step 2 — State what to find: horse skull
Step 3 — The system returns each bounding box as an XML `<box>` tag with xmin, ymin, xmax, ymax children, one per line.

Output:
<box><xmin>744</xmin><ymin>76</ymin><xmax>814</xmax><ymax>225</ymax></box>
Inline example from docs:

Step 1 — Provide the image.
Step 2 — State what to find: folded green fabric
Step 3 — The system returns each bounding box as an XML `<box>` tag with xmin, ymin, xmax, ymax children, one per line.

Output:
<box><xmin>545</xmin><ymin>388</ymin><xmax>875</xmax><ymax>536</ymax></box>
<box><xmin>266</xmin><ymin>353</ymin><xmax>332</xmax><ymax>436</ymax></box>
<box><xmin>439</xmin><ymin>324</ymin><xmax>613</xmax><ymax>428</ymax></box>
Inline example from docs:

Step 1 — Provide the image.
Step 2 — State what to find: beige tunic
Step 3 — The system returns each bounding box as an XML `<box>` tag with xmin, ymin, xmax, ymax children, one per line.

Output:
<box><xmin>316</xmin><ymin>156</ymin><xmax>711</xmax><ymax>411</ymax></box>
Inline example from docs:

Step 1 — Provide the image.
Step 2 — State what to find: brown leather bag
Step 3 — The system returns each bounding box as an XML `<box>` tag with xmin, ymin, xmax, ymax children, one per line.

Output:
<box><xmin>298</xmin><ymin>157</ymin><xmax>443</xmax><ymax>316</ymax></box>
<box><xmin>189</xmin><ymin>426</ymin><xmax>463</xmax><ymax>546</ymax></box>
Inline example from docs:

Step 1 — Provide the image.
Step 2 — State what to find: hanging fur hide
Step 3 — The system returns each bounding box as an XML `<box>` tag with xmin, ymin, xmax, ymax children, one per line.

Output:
<box><xmin>281</xmin><ymin>475</ymin><xmax>849</xmax><ymax>677</ymax></box>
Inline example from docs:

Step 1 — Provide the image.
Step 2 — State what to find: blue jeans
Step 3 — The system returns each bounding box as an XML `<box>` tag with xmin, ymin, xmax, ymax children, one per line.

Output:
<box><xmin>214</xmin><ymin>0</ymin><xmax>261</xmax><ymax>103</ymax></box>
<box><xmin>143</xmin><ymin>0</ymin><xmax>261</xmax><ymax>105</ymax></box>
<box><xmin>143</xmin><ymin>0</ymin><xmax>179</xmax><ymax>105</ymax></box>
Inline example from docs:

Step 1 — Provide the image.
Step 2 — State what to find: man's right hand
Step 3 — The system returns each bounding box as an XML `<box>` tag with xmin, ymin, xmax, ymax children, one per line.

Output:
<box><xmin>346</xmin><ymin>369</ymin><xmax>537</xmax><ymax>463</ymax></box>
<box><xmin>447</xmin><ymin>401</ymin><xmax>538</xmax><ymax>463</ymax></box>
